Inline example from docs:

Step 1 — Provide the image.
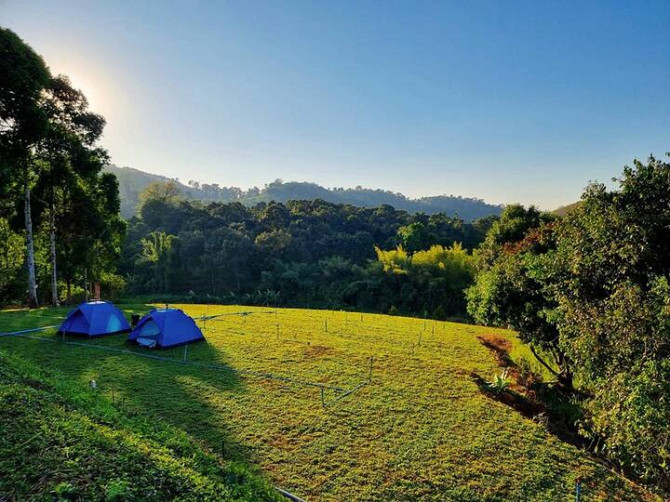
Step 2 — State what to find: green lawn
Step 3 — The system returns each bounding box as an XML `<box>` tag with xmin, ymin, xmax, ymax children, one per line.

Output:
<box><xmin>0</xmin><ymin>304</ymin><xmax>657</xmax><ymax>501</ymax></box>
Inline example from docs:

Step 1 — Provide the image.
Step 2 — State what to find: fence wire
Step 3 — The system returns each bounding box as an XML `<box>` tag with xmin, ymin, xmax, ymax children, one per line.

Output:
<box><xmin>1</xmin><ymin>326</ymin><xmax>370</xmax><ymax>404</ymax></box>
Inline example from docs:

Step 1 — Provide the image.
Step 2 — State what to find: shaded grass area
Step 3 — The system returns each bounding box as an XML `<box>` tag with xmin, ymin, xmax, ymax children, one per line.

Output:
<box><xmin>0</xmin><ymin>350</ymin><xmax>280</xmax><ymax>501</ymax></box>
<box><xmin>0</xmin><ymin>304</ymin><xmax>658</xmax><ymax>501</ymax></box>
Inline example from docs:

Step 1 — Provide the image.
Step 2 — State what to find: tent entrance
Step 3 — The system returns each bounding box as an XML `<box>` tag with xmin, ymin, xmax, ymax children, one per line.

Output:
<box><xmin>136</xmin><ymin>319</ymin><xmax>160</xmax><ymax>348</ymax></box>
<box><xmin>64</xmin><ymin>310</ymin><xmax>90</xmax><ymax>334</ymax></box>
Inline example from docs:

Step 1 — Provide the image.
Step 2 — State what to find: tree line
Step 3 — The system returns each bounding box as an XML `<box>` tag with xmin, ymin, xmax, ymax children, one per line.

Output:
<box><xmin>467</xmin><ymin>154</ymin><xmax>670</xmax><ymax>490</ymax></box>
<box><xmin>107</xmin><ymin>164</ymin><xmax>503</xmax><ymax>220</ymax></box>
<box><xmin>120</xmin><ymin>181</ymin><xmax>493</xmax><ymax>318</ymax></box>
<box><xmin>0</xmin><ymin>28</ymin><xmax>124</xmax><ymax>306</ymax></box>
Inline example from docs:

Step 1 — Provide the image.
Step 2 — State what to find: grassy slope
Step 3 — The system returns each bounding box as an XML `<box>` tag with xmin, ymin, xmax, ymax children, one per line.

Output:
<box><xmin>0</xmin><ymin>304</ymin><xmax>657</xmax><ymax>501</ymax></box>
<box><xmin>0</xmin><ymin>339</ymin><xmax>279</xmax><ymax>500</ymax></box>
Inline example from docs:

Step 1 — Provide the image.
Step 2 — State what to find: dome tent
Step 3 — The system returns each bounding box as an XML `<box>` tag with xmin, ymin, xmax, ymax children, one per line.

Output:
<box><xmin>59</xmin><ymin>301</ymin><xmax>131</xmax><ymax>337</ymax></box>
<box><xmin>127</xmin><ymin>308</ymin><xmax>205</xmax><ymax>349</ymax></box>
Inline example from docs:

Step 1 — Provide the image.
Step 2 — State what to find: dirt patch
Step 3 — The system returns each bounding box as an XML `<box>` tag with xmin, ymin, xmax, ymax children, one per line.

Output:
<box><xmin>474</xmin><ymin>334</ymin><xmax>585</xmax><ymax>449</ymax></box>
<box><xmin>477</xmin><ymin>334</ymin><xmax>513</xmax><ymax>367</ymax></box>
<box><xmin>476</xmin><ymin>334</ymin><xmax>530</xmax><ymax>392</ymax></box>
<box><xmin>470</xmin><ymin>372</ymin><xmax>545</xmax><ymax>419</ymax></box>
<box><xmin>477</xmin><ymin>333</ymin><xmax>512</xmax><ymax>353</ymax></box>
<box><xmin>304</xmin><ymin>345</ymin><xmax>333</xmax><ymax>357</ymax></box>
<box><xmin>474</xmin><ymin>334</ymin><xmax>542</xmax><ymax>416</ymax></box>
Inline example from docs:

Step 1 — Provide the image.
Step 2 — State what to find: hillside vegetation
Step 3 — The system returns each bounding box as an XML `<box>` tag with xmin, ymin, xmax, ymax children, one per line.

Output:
<box><xmin>118</xmin><ymin>196</ymin><xmax>491</xmax><ymax>319</ymax></box>
<box><xmin>106</xmin><ymin>165</ymin><xmax>503</xmax><ymax>220</ymax></box>
<box><xmin>551</xmin><ymin>201</ymin><xmax>582</xmax><ymax>216</ymax></box>
<box><xmin>0</xmin><ymin>305</ymin><xmax>656</xmax><ymax>501</ymax></box>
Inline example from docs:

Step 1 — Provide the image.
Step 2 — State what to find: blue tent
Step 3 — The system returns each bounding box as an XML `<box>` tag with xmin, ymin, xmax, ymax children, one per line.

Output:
<box><xmin>127</xmin><ymin>308</ymin><xmax>205</xmax><ymax>349</ymax></box>
<box><xmin>59</xmin><ymin>301</ymin><xmax>131</xmax><ymax>337</ymax></box>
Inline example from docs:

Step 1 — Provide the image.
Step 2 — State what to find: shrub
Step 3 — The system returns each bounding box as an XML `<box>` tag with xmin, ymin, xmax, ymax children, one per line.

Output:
<box><xmin>487</xmin><ymin>369</ymin><xmax>510</xmax><ymax>394</ymax></box>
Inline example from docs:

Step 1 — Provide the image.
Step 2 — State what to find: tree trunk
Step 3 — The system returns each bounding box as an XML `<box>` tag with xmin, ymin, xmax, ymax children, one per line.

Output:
<box><xmin>84</xmin><ymin>266</ymin><xmax>89</xmax><ymax>302</ymax></box>
<box><xmin>24</xmin><ymin>183</ymin><xmax>38</xmax><ymax>308</ymax></box>
<box><xmin>556</xmin><ymin>352</ymin><xmax>574</xmax><ymax>392</ymax></box>
<box><xmin>50</xmin><ymin>205</ymin><xmax>59</xmax><ymax>306</ymax></box>
<box><xmin>530</xmin><ymin>344</ymin><xmax>560</xmax><ymax>377</ymax></box>
<box><xmin>530</xmin><ymin>344</ymin><xmax>575</xmax><ymax>393</ymax></box>
<box><xmin>67</xmin><ymin>279</ymin><xmax>72</xmax><ymax>303</ymax></box>
<box><xmin>558</xmin><ymin>369</ymin><xmax>574</xmax><ymax>392</ymax></box>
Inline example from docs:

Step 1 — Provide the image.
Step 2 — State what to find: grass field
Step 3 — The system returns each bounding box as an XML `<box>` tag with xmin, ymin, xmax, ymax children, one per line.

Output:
<box><xmin>0</xmin><ymin>304</ymin><xmax>657</xmax><ymax>501</ymax></box>
<box><xmin>0</xmin><ymin>351</ymin><xmax>279</xmax><ymax>501</ymax></box>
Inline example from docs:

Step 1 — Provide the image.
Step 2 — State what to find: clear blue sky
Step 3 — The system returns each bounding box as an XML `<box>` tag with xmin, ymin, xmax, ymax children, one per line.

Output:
<box><xmin>3</xmin><ymin>0</ymin><xmax>669</xmax><ymax>208</ymax></box>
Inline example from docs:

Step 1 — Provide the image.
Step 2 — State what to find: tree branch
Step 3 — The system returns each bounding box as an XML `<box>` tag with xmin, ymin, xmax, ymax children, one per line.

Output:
<box><xmin>529</xmin><ymin>344</ymin><xmax>561</xmax><ymax>377</ymax></box>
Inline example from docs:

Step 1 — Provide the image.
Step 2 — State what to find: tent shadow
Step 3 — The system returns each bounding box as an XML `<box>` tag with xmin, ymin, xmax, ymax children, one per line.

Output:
<box><xmin>78</xmin><ymin>340</ymin><xmax>257</xmax><ymax>464</ymax></box>
<box><xmin>17</xmin><ymin>303</ymin><xmax>260</xmax><ymax>466</ymax></box>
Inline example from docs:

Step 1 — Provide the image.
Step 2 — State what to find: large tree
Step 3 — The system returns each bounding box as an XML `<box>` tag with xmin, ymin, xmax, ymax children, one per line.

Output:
<box><xmin>465</xmin><ymin>205</ymin><xmax>573</xmax><ymax>386</ymax></box>
<box><xmin>1</xmin><ymin>28</ymin><xmax>123</xmax><ymax>306</ymax></box>
<box><xmin>543</xmin><ymin>155</ymin><xmax>670</xmax><ymax>486</ymax></box>
<box><xmin>32</xmin><ymin>75</ymin><xmax>107</xmax><ymax>304</ymax></box>
<box><xmin>0</xmin><ymin>27</ymin><xmax>51</xmax><ymax>306</ymax></box>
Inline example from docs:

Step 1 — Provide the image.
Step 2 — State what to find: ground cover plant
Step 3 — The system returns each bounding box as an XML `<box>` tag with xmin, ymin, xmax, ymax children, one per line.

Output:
<box><xmin>0</xmin><ymin>304</ymin><xmax>658</xmax><ymax>501</ymax></box>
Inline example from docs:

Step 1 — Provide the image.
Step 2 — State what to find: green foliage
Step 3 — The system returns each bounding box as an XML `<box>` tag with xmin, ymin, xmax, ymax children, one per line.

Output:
<box><xmin>0</xmin><ymin>218</ymin><xmax>24</xmax><ymax>300</ymax></box>
<box><xmin>469</xmin><ymin>154</ymin><xmax>670</xmax><ymax>491</ymax></box>
<box><xmin>432</xmin><ymin>305</ymin><xmax>446</xmax><ymax>320</ymax></box>
<box><xmin>398</xmin><ymin>222</ymin><xmax>431</xmax><ymax>252</ymax></box>
<box><xmin>374</xmin><ymin>243</ymin><xmax>475</xmax><ymax>317</ymax></box>
<box><xmin>0</xmin><ymin>27</ymin><xmax>50</xmax><ymax>191</ymax></box>
<box><xmin>540</xmin><ymin>155</ymin><xmax>670</xmax><ymax>487</ymax></box>
<box><xmin>99</xmin><ymin>272</ymin><xmax>127</xmax><ymax>301</ymax></box>
<box><xmin>375</xmin><ymin>245</ymin><xmax>410</xmax><ymax>273</ymax></box>
<box><xmin>121</xmin><ymin>199</ymin><xmax>488</xmax><ymax>318</ymax></box>
<box><xmin>466</xmin><ymin>206</ymin><xmax>570</xmax><ymax>386</ymax></box>
<box><xmin>105</xmin><ymin>480</ymin><xmax>130</xmax><ymax>501</ymax></box>
<box><xmin>487</xmin><ymin>368</ymin><xmax>510</xmax><ymax>394</ymax></box>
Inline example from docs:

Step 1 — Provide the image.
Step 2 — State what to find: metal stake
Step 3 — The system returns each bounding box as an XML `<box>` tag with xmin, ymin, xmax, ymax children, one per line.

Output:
<box><xmin>575</xmin><ymin>477</ymin><xmax>581</xmax><ymax>502</ymax></box>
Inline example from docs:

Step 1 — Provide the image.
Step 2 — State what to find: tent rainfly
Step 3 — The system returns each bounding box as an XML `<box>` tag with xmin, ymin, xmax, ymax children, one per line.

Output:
<box><xmin>127</xmin><ymin>308</ymin><xmax>205</xmax><ymax>349</ymax></box>
<box><xmin>59</xmin><ymin>301</ymin><xmax>131</xmax><ymax>337</ymax></box>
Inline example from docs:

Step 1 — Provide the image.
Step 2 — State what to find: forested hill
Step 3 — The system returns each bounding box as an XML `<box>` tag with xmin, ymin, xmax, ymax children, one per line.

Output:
<box><xmin>105</xmin><ymin>164</ymin><xmax>503</xmax><ymax>221</ymax></box>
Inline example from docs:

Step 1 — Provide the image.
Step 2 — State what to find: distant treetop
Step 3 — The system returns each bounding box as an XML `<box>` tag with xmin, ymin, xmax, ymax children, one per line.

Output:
<box><xmin>105</xmin><ymin>164</ymin><xmax>503</xmax><ymax>221</ymax></box>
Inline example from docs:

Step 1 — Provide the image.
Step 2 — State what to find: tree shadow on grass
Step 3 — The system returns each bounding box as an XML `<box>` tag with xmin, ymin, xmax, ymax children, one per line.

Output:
<box><xmin>5</xmin><ymin>306</ymin><xmax>259</xmax><ymax>467</ymax></box>
<box><xmin>472</xmin><ymin>334</ymin><xmax>586</xmax><ymax>450</ymax></box>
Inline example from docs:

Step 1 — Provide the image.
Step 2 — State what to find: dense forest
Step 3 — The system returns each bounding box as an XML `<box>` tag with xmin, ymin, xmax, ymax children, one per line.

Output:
<box><xmin>119</xmin><ymin>181</ymin><xmax>494</xmax><ymax>318</ymax></box>
<box><xmin>107</xmin><ymin>164</ymin><xmax>503</xmax><ymax>221</ymax></box>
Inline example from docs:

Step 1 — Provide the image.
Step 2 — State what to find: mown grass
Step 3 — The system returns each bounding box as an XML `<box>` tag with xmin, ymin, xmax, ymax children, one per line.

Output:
<box><xmin>0</xmin><ymin>349</ymin><xmax>280</xmax><ymax>501</ymax></box>
<box><xmin>0</xmin><ymin>304</ymin><xmax>658</xmax><ymax>501</ymax></box>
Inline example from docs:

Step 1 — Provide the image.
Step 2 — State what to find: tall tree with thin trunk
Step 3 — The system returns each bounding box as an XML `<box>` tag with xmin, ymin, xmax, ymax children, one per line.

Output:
<box><xmin>0</xmin><ymin>28</ymin><xmax>51</xmax><ymax>307</ymax></box>
<box><xmin>33</xmin><ymin>75</ymin><xmax>107</xmax><ymax>305</ymax></box>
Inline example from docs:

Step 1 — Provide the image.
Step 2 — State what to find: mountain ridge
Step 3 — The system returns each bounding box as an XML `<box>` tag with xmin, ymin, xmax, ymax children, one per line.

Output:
<box><xmin>105</xmin><ymin>164</ymin><xmax>504</xmax><ymax>221</ymax></box>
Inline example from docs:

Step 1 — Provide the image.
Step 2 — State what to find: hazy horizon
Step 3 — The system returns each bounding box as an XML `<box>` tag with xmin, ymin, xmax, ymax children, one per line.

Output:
<box><xmin>4</xmin><ymin>0</ymin><xmax>669</xmax><ymax>210</ymax></box>
<box><xmin>108</xmin><ymin>162</ymin><xmax>507</xmax><ymax>206</ymax></box>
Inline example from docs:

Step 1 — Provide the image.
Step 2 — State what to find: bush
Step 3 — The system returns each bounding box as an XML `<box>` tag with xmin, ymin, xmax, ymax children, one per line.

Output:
<box><xmin>100</xmin><ymin>273</ymin><xmax>127</xmax><ymax>301</ymax></box>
